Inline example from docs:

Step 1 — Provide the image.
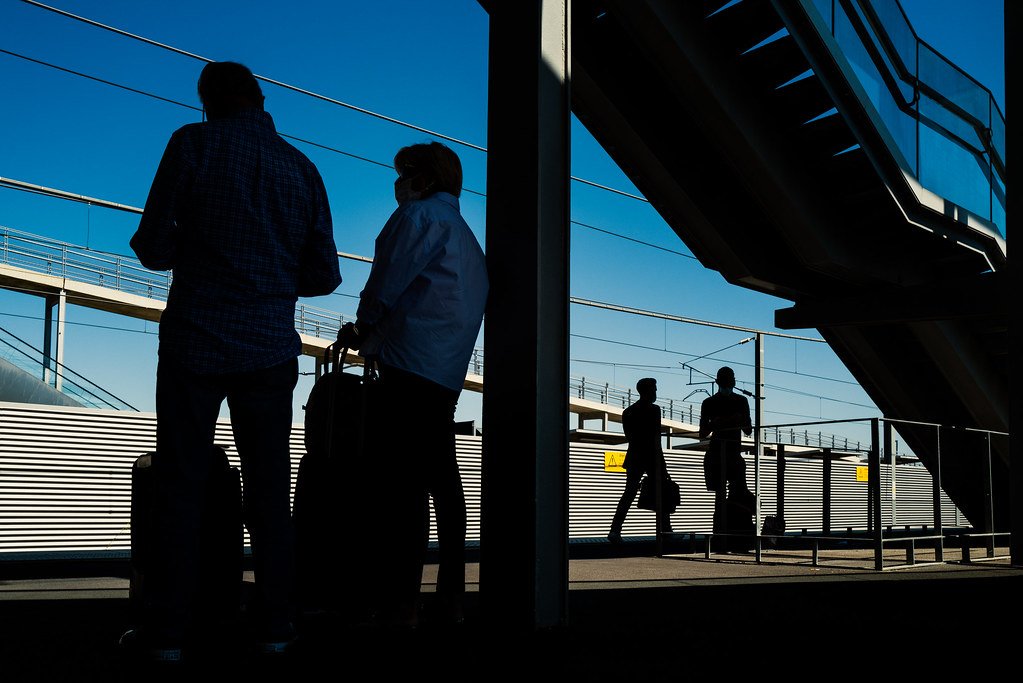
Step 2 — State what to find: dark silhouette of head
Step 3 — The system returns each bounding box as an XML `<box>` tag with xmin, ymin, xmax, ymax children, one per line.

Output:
<box><xmin>637</xmin><ymin>377</ymin><xmax>657</xmax><ymax>402</ymax></box>
<box><xmin>393</xmin><ymin>142</ymin><xmax>463</xmax><ymax>199</ymax></box>
<box><xmin>716</xmin><ymin>366</ymin><xmax>736</xmax><ymax>389</ymax></box>
<box><xmin>198</xmin><ymin>61</ymin><xmax>264</xmax><ymax>120</ymax></box>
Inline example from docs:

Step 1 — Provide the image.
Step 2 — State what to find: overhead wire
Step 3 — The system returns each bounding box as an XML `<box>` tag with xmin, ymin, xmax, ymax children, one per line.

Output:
<box><xmin>4</xmin><ymin>3</ymin><xmax>871</xmax><ymax>419</ymax></box>
<box><xmin>0</xmin><ymin>48</ymin><xmax>647</xmax><ymax>241</ymax></box>
<box><xmin>17</xmin><ymin>0</ymin><xmax>653</xmax><ymax>204</ymax></box>
<box><xmin>570</xmin><ymin>332</ymin><xmax>877</xmax><ymax>412</ymax></box>
<box><xmin>17</xmin><ymin>0</ymin><xmax>487</xmax><ymax>153</ymax></box>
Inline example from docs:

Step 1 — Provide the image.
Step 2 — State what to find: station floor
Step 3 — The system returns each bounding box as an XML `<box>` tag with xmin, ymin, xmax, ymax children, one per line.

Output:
<box><xmin>1</xmin><ymin>541</ymin><xmax>1019</xmax><ymax>681</ymax></box>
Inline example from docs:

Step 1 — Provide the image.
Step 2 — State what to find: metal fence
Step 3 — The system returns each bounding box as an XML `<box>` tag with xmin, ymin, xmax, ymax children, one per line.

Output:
<box><xmin>1</xmin><ymin>402</ymin><xmax>1002</xmax><ymax>570</ymax></box>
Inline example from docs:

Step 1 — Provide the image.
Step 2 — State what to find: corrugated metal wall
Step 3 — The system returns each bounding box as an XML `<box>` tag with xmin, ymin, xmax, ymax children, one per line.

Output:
<box><xmin>0</xmin><ymin>402</ymin><xmax>967</xmax><ymax>557</ymax></box>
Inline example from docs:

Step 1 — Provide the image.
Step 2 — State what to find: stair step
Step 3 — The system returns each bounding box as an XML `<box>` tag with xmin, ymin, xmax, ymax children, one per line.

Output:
<box><xmin>815</xmin><ymin>147</ymin><xmax>889</xmax><ymax>196</ymax></box>
<box><xmin>739</xmin><ymin>33</ymin><xmax>810</xmax><ymax>91</ymax></box>
<box><xmin>704</xmin><ymin>0</ymin><xmax>787</xmax><ymax>56</ymax></box>
<box><xmin>702</xmin><ymin>0</ymin><xmax>735</xmax><ymax>18</ymax></box>
<box><xmin>793</xmin><ymin>112</ymin><xmax>859</xmax><ymax>162</ymax></box>
<box><xmin>770</xmin><ymin>74</ymin><xmax>835</xmax><ymax>126</ymax></box>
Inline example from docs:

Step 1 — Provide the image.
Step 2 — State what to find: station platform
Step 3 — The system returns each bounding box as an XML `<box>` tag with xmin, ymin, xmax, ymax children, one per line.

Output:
<box><xmin>1</xmin><ymin>539</ymin><xmax>1019</xmax><ymax>681</ymax></box>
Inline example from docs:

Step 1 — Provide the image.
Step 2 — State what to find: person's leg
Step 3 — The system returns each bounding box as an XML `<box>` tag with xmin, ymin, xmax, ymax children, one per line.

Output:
<box><xmin>609</xmin><ymin>467</ymin><xmax>643</xmax><ymax>539</ymax></box>
<box><xmin>373</xmin><ymin>364</ymin><xmax>432</xmax><ymax>624</ymax></box>
<box><xmin>425</xmin><ymin>391</ymin><xmax>464</xmax><ymax>619</ymax></box>
<box><xmin>145</xmin><ymin>356</ymin><xmax>226</xmax><ymax>646</ymax></box>
<box><xmin>225</xmin><ymin>357</ymin><xmax>298</xmax><ymax>642</ymax></box>
<box><xmin>656</xmin><ymin>460</ymin><xmax>674</xmax><ymax>534</ymax></box>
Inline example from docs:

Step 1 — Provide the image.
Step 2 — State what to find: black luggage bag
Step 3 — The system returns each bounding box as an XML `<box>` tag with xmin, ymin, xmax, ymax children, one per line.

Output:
<box><xmin>712</xmin><ymin>487</ymin><xmax>756</xmax><ymax>552</ymax></box>
<box><xmin>128</xmin><ymin>445</ymin><xmax>245</xmax><ymax>627</ymax></box>
<box><xmin>292</xmin><ymin>342</ymin><xmax>380</xmax><ymax>621</ymax></box>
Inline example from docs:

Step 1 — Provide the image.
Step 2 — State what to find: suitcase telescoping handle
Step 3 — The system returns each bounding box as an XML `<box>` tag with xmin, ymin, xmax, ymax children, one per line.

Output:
<box><xmin>322</xmin><ymin>338</ymin><xmax>378</xmax><ymax>462</ymax></box>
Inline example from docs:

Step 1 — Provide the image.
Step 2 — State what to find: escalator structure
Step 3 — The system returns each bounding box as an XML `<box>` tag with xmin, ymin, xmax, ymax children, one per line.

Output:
<box><xmin>570</xmin><ymin>0</ymin><xmax>1007</xmax><ymax>529</ymax></box>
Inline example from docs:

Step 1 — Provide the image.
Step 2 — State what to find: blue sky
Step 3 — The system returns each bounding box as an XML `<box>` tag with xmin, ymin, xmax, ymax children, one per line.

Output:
<box><xmin>0</xmin><ymin>0</ymin><xmax>1006</xmax><ymax>449</ymax></box>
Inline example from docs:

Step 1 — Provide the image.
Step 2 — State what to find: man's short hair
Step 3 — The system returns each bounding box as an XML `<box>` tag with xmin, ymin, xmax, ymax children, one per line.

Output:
<box><xmin>393</xmin><ymin>142</ymin><xmax>463</xmax><ymax>197</ymax></box>
<box><xmin>637</xmin><ymin>377</ymin><xmax>657</xmax><ymax>392</ymax></box>
<box><xmin>198</xmin><ymin>61</ymin><xmax>263</xmax><ymax>118</ymax></box>
<box><xmin>716</xmin><ymin>366</ymin><xmax>736</xmax><ymax>387</ymax></box>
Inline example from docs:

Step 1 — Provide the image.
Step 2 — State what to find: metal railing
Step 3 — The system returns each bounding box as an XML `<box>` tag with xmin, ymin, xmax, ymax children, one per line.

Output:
<box><xmin>806</xmin><ymin>0</ymin><xmax>1006</xmax><ymax>233</ymax></box>
<box><xmin>1</xmin><ymin>226</ymin><xmax>351</xmax><ymax>344</ymax></box>
<box><xmin>2</xmin><ymin>225</ymin><xmax>872</xmax><ymax>446</ymax></box>
<box><xmin>573</xmin><ymin>376</ymin><xmax>702</xmax><ymax>425</ymax></box>
<box><xmin>746</xmin><ymin>416</ymin><xmax>1009</xmax><ymax>569</ymax></box>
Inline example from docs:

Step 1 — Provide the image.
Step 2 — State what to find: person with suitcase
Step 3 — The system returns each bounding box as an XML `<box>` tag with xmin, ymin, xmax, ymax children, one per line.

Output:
<box><xmin>700</xmin><ymin>366</ymin><xmax>755</xmax><ymax>552</ymax></box>
<box><xmin>339</xmin><ymin>141</ymin><xmax>488</xmax><ymax>628</ymax></box>
<box><xmin>123</xmin><ymin>60</ymin><xmax>342</xmax><ymax>662</ymax></box>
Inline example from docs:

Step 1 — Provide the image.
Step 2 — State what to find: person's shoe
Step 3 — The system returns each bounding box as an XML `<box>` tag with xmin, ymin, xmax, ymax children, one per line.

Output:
<box><xmin>607</xmin><ymin>531</ymin><xmax>623</xmax><ymax>544</ymax></box>
<box><xmin>118</xmin><ymin>628</ymin><xmax>183</xmax><ymax>664</ymax></box>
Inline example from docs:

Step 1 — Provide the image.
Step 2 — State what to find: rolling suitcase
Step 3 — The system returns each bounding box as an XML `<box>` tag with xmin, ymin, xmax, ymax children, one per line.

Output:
<box><xmin>128</xmin><ymin>444</ymin><xmax>245</xmax><ymax>628</ymax></box>
<box><xmin>716</xmin><ymin>487</ymin><xmax>756</xmax><ymax>552</ymax></box>
<box><xmin>292</xmin><ymin>341</ymin><xmax>380</xmax><ymax>622</ymax></box>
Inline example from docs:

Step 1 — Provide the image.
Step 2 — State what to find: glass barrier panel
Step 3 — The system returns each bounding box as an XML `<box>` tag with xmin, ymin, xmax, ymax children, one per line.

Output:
<box><xmin>834</xmin><ymin>4</ymin><xmax>916</xmax><ymax>172</ymax></box>
<box><xmin>917</xmin><ymin>120</ymin><xmax>993</xmax><ymax>224</ymax></box>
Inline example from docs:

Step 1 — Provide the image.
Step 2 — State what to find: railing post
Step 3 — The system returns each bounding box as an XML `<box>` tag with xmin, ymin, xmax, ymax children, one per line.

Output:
<box><xmin>823</xmin><ymin>447</ymin><xmax>832</xmax><ymax>536</ymax></box>
<box><xmin>885</xmin><ymin>420</ymin><xmax>896</xmax><ymax>527</ymax></box>
<box><xmin>777</xmin><ymin>443</ymin><xmax>786</xmax><ymax>531</ymax></box>
<box><xmin>932</xmin><ymin>424</ymin><xmax>944</xmax><ymax>562</ymax></box>
<box><xmin>984</xmin><ymin>431</ymin><xmax>995</xmax><ymax>558</ymax></box>
<box><xmin>753</xmin><ymin>332</ymin><xmax>763</xmax><ymax>562</ymax></box>
<box><xmin>869</xmin><ymin>418</ymin><xmax>883</xmax><ymax>570</ymax></box>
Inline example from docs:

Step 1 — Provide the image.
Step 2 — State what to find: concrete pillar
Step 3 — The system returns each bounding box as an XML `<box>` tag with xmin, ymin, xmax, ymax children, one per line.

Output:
<box><xmin>480</xmin><ymin>0</ymin><xmax>572</xmax><ymax>630</ymax></box>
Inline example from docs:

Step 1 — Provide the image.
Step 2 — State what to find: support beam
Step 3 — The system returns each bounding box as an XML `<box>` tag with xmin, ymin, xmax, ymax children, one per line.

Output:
<box><xmin>42</xmin><ymin>291</ymin><xmax>67</xmax><ymax>391</ymax></box>
<box><xmin>1006</xmin><ymin>0</ymin><xmax>1021</xmax><ymax>568</ymax></box>
<box><xmin>774</xmin><ymin>272</ymin><xmax>1008</xmax><ymax>330</ymax></box>
<box><xmin>480</xmin><ymin>0</ymin><xmax>572</xmax><ymax>630</ymax></box>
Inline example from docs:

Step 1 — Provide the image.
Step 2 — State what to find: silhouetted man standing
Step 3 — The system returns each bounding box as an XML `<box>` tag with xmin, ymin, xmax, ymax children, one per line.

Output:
<box><xmin>700</xmin><ymin>366</ymin><xmax>754</xmax><ymax>549</ymax></box>
<box><xmin>125</xmin><ymin>61</ymin><xmax>341</xmax><ymax>661</ymax></box>
<box><xmin>608</xmin><ymin>377</ymin><xmax>674</xmax><ymax>542</ymax></box>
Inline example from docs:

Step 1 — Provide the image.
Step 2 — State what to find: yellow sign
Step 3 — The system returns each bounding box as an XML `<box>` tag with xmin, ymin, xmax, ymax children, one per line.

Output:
<box><xmin>856</xmin><ymin>466</ymin><xmax>869</xmax><ymax>482</ymax></box>
<box><xmin>604</xmin><ymin>451</ymin><xmax>627</xmax><ymax>473</ymax></box>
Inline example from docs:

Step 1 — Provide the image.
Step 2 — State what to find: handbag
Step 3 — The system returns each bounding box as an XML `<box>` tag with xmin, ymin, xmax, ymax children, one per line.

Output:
<box><xmin>637</xmin><ymin>475</ymin><xmax>680</xmax><ymax>514</ymax></box>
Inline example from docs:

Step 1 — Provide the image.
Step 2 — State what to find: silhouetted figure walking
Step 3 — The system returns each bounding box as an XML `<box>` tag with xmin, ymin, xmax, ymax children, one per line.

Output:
<box><xmin>124</xmin><ymin>61</ymin><xmax>341</xmax><ymax>661</ymax></box>
<box><xmin>608</xmin><ymin>378</ymin><xmax>674</xmax><ymax>542</ymax></box>
<box><xmin>700</xmin><ymin>366</ymin><xmax>754</xmax><ymax>551</ymax></box>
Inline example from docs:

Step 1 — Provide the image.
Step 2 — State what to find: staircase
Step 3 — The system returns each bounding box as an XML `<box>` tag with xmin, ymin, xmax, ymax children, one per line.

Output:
<box><xmin>570</xmin><ymin>0</ymin><xmax>1007</xmax><ymax>528</ymax></box>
